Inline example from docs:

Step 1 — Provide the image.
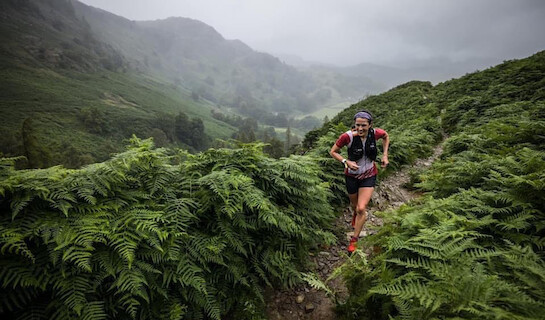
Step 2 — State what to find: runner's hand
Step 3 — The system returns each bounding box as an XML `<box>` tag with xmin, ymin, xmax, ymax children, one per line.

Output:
<box><xmin>381</xmin><ymin>155</ymin><xmax>389</xmax><ymax>168</ymax></box>
<box><xmin>347</xmin><ymin>160</ymin><xmax>359</xmax><ymax>170</ymax></box>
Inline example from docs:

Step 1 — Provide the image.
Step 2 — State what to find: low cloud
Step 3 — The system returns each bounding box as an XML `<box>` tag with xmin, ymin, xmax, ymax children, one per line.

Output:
<box><xmin>80</xmin><ymin>0</ymin><xmax>545</xmax><ymax>66</ymax></box>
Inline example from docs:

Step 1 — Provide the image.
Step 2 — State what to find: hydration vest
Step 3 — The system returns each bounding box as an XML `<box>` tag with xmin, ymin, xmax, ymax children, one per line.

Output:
<box><xmin>347</xmin><ymin>128</ymin><xmax>377</xmax><ymax>161</ymax></box>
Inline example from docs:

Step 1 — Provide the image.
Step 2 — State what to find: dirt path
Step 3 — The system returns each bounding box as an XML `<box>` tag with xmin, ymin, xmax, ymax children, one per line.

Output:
<box><xmin>265</xmin><ymin>142</ymin><xmax>444</xmax><ymax>319</ymax></box>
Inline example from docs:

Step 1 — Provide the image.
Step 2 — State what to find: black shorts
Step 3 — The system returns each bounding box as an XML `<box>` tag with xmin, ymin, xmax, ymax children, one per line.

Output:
<box><xmin>345</xmin><ymin>175</ymin><xmax>376</xmax><ymax>194</ymax></box>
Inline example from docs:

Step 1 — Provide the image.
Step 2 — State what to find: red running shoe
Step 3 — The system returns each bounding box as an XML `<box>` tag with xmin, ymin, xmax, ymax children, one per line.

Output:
<box><xmin>348</xmin><ymin>236</ymin><xmax>358</xmax><ymax>253</ymax></box>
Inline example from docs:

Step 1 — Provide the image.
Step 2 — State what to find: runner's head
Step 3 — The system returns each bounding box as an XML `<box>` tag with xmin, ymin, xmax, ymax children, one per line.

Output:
<box><xmin>353</xmin><ymin>110</ymin><xmax>372</xmax><ymax>135</ymax></box>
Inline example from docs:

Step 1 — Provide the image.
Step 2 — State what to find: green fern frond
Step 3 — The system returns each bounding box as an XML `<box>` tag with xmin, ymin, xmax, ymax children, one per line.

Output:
<box><xmin>302</xmin><ymin>272</ymin><xmax>335</xmax><ymax>298</ymax></box>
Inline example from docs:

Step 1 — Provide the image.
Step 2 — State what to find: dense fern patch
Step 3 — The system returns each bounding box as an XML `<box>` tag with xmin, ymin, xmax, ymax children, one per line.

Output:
<box><xmin>0</xmin><ymin>138</ymin><xmax>335</xmax><ymax>319</ymax></box>
<box><xmin>332</xmin><ymin>52</ymin><xmax>545</xmax><ymax>319</ymax></box>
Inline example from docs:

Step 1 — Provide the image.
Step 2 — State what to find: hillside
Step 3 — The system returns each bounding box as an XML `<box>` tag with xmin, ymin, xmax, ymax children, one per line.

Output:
<box><xmin>0</xmin><ymin>0</ymin><xmax>384</xmax><ymax>168</ymax></box>
<box><xmin>72</xmin><ymin>1</ymin><xmax>380</xmax><ymax>120</ymax></box>
<box><xmin>1</xmin><ymin>45</ymin><xmax>543</xmax><ymax>319</ymax></box>
<box><xmin>0</xmin><ymin>0</ymin><xmax>240</xmax><ymax>168</ymax></box>
<box><xmin>1</xmin><ymin>0</ymin><xmax>544</xmax><ymax>318</ymax></box>
<box><xmin>303</xmin><ymin>50</ymin><xmax>545</xmax><ymax>319</ymax></box>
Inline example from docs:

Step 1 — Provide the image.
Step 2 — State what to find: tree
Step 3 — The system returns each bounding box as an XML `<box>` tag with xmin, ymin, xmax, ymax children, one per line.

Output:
<box><xmin>21</xmin><ymin>117</ymin><xmax>51</xmax><ymax>168</ymax></box>
<box><xmin>241</xmin><ymin>117</ymin><xmax>258</xmax><ymax>132</ymax></box>
<box><xmin>150</xmin><ymin>128</ymin><xmax>168</xmax><ymax>147</ymax></box>
<box><xmin>284</xmin><ymin>126</ymin><xmax>292</xmax><ymax>155</ymax></box>
<box><xmin>79</xmin><ymin>107</ymin><xmax>106</xmax><ymax>134</ymax></box>
<box><xmin>260</xmin><ymin>126</ymin><xmax>277</xmax><ymax>142</ymax></box>
<box><xmin>175</xmin><ymin>112</ymin><xmax>209</xmax><ymax>150</ymax></box>
<box><xmin>153</xmin><ymin>113</ymin><xmax>176</xmax><ymax>141</ymax></box>
<box><xmin>291</xmin><ymin>116</ymin><xmax>321</xmax><ymax>131</ymax></box>
<box><xmin>264</xmin><ymin>138</ymin><xmax>284</xmax><ymax>158</ymax></box>
<box><xmin>189</xmin><ymin>118</ymin><xmax>208</xmax><ymax>149</ymax></box>
<box><xmin>323</xmin><ymin>115</ymin><xmax>330</xmax><ymax>124</ymax></box>
<box><xmin>175</xmin><ymin>112</ymin><xmax>190</xmax><ymax>139</ymax></box>
<box><xmin>232</xmin><ymin>128</ymin><xmax>256</xmax><ymax>143</ymax></box>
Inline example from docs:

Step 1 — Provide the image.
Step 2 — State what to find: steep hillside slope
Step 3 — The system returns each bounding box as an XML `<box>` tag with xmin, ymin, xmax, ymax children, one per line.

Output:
<box><xmin>73</xmin><ymin>1</ymin><xmax>380</xmax><ymax>120</ymax></box>
<box><xmin>304</xmin><ymin>51</ymin><xmax>545</xmax><ymax>319</ymax></box>
<box><xmin>0</xmin><ymin>0</ymin><xmax>237</xmax><ymax>168</ymax></box>
<box><xmin>0</xmin><ymin>0</ymin><xmax>123</xmax><ymax>71</ymax></box>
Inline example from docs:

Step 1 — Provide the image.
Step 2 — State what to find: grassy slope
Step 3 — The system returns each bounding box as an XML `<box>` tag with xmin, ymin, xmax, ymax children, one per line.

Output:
<box><xmin>302</xmin><ymin>101</ymin><xmax>353</xmax><ymax>120</ymax></box>
<box><xmin>0</xmin><ymin>58</ymin><xmax>236</xmax><ymax>164</ymax></box>
<box><xmin>0</xmin><ymin>0</ymin><xmax>238</xmax><ymax>166</ymax></box>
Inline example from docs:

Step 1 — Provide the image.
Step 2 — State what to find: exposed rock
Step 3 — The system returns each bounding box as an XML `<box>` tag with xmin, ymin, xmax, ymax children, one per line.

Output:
<box><xmin>296</xmin><ymin>295</ymin><xmax>305</xmax><ymax>304</ymax></box>
<box><xmin>305</xmin><ymin>303</ymin><xmax>315</xmax><ymax>313</ymax></box>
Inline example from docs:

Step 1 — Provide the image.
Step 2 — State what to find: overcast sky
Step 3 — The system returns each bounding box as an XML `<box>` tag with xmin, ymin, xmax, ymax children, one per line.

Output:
<box><xmin>79</xmin><ymin>0</ymin><xmax>545</xmax><ymax>67</ymax></box>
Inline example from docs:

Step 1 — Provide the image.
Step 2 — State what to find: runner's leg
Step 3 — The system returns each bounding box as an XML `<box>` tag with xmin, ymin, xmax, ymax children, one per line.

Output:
<box><xmin>348</xmin><ymin>192</ymin><xmax>358</xmax><ymax>226</ymax></box>
<box><xmin>353</xmin><ymin>187</ymin><xmax>373</xmax><ymax>239</ymax></box>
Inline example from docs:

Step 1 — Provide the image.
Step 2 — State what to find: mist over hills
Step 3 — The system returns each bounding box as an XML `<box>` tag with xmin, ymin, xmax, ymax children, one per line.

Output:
<box><xmin>0</xmin><ymin>0</ymin><xmax>382</xmax><ymax>168</ymax></box>
<box><xmin>71</xmin><ymin>0</ymin><xmax>382</xmax><ymax>118</ymax></box>
<box><xmin>0</xmin><ymin>0</ymin><xmax>237</xmax><ymax>167</ymax></box>
<box><xmin>277</xmin><ymin>52</ymin><xmax>502</xmax><ymax>89</ymax></box>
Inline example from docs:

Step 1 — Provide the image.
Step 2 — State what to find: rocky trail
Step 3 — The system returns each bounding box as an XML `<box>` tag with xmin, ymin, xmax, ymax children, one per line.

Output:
<box><xmin>265</xmin><ymin>142</ymin><xmax>444</xmax><ymax>319</ymax></box>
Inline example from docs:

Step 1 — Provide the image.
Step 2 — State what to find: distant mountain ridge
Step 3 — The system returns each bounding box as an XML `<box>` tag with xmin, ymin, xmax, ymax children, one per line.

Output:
<box><xmin>71</xmin><ymin>1</ymin><xmax>382</xmax><ymax>119</ymax></box>
<box><xmin>315</xmin><ymin>56</ymin><xmax>502</xmax><ymax>89</ymax></box>
<box><xmin>0</xmin><ymin>0</ymin><xmax>382</xmax><ymax>168</ymax></box>
<box><xmin>276</xmin><ymin>51</ymin><xmax>503</xmax><ymax>89</ymax></box>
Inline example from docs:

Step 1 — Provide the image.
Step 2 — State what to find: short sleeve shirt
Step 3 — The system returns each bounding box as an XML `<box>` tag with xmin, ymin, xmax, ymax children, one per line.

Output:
<box><xmin>335</xmin><ymin>128</ymin><xmax>386</xmax><ymax>179</ymax></box>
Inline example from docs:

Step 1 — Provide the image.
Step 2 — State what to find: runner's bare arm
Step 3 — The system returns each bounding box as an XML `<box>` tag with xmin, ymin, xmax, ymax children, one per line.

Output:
<box><xmin>381</xmin><ymin>131</ymin><xmax>390</xmax><ymax>168</ymax></box>
<box><xmin>330</xmin><ymin>144</ymin><xmax>359</xmax><ymax>170</ymax></box>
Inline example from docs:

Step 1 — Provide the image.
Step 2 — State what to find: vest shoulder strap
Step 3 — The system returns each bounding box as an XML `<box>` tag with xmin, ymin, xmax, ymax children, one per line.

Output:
<box><xmin>346</xmin><ymin>130</ymin><xmax>354</xmax><ymax>148</ymax></box>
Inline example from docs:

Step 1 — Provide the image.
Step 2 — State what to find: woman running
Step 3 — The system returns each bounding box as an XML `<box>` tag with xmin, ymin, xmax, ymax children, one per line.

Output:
<box><xmin>329</xmin><ymin>110</ymin><xmax>389</xmax><ymax>253</ymax></box>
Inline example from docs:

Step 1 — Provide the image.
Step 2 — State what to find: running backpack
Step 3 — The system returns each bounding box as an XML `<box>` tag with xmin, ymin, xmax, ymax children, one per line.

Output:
<box><xmin>347</xmin><ymin>128</ymin><xmax>377</xmax><ymax>161</ymax></box>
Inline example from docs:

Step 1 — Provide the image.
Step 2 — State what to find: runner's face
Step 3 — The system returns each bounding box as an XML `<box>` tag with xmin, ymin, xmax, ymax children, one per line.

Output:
<box><xmin>354</xmin><ymin>118</ymin><xmax>370</xmax><ymax>136</ymax></box>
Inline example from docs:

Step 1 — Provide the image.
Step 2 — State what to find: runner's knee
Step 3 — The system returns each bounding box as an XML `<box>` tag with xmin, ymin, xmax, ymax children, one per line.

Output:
<box><xmin>356</xmin><ymin>206</ymin><xmax>367</xmax><ymax>216</ymax></box>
